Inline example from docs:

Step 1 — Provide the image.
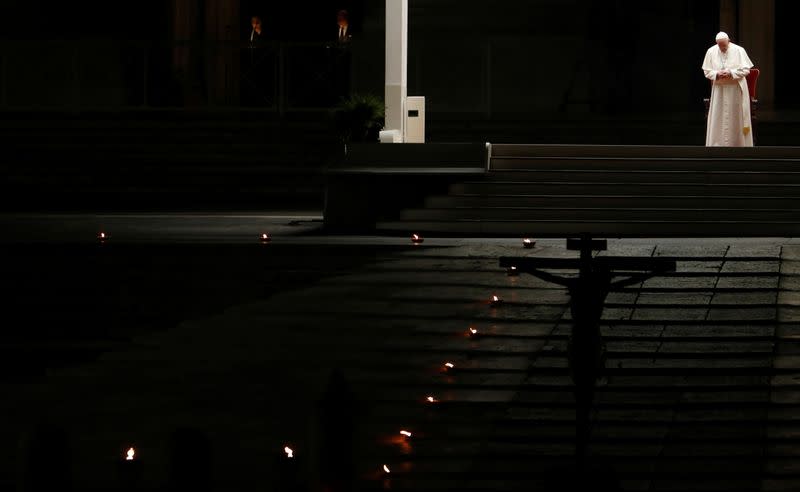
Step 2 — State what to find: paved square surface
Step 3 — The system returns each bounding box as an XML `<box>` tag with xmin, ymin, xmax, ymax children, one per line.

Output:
<box><xmin>2</xmin><ymin>215</ymin><xmax>800</xmax><ymax>491</ymax></box>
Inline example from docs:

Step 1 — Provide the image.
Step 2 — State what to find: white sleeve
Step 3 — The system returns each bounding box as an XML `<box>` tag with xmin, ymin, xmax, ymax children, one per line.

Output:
<box><xmin>731</xmin><ymin>66</ymin><xmax>750</xmax><ymax>80</ymax></box>
<box><xmin>702</xmin><ymin>50</ymin><xmax>717</xmax><ymax>81</ymax></box>
<box><xmin>731</xmin><ymin>47</ymin><xmax>754</xmax><ymax>80</ymax></box>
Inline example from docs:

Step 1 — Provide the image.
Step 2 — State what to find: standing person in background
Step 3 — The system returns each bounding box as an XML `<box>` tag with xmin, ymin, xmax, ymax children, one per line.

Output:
<box><xmin>242</xmin><ymin>15</ymin><xmax>270</xmax><ymax>106</ymax></box>
<box><xmin>249</xmin><ymin>15</ymin><xmax>263</xmax><ymax>47</ymax></box>
<box><xmin>335</xmin><ymin>10</ymin><xmax>352</xmax><ymax>45</ymax></box>
<box><xmin>331</xmin><ymin>9</ymin><xmax>353</xmax><ymax>101</ymax></box>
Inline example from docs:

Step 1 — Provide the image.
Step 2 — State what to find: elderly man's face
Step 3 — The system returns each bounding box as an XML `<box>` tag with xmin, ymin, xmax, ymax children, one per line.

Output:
<box><xmin>717</xmin><ymin>38</ymin><xmax>730</xmax><ymax>52</ymax></box>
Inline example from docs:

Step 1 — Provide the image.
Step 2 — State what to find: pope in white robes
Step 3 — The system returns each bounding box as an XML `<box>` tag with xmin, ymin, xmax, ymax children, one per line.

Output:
<box><xmin>702</xmin><ymin>32</ymin><xmax>754</xmax><ymax>147</ymax></box>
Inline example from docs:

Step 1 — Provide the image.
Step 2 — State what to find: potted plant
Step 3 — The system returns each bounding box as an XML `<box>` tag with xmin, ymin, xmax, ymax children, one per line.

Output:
<box><xmin>331</xmin><ymin>94</ymin><xmax>385</xmax><ymax>144</ymax></box>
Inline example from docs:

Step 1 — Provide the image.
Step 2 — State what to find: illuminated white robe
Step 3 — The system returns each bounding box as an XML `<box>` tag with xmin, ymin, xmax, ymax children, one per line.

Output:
<box><xmin>702</xmin><ymin>43</ymin><xmax>754</xmax><ymax>147</ymax></box>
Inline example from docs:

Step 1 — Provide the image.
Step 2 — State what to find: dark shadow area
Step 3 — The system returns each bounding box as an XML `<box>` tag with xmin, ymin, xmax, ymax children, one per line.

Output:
<box><xmin>539</xmin><ymin>463</ymin><xmax>622</xmax><ymax>492</ymax></box>
<box><xmin>168</xmin><ymin>428</ymin><xmax>214</xmax><ymax>492</ymax></box>
<box><xmin>21</xmin><ymin>424</ymin><xmax>73</xmax><ymax>492</ymax></box>
<box><xmin>775</xmin><ymin>0</ymin><xmax>800</xmax><ymax>109</ymax></box>
<box><xmin>317</xmin><ymin>368</ymin><xmax>358</xmax><ymax>492</ymax></box>
<box><xmin>0</xmin><ymin>243</ymin><xmax>405</xmax><ymax>384</ymax></box>
<box><xmin>0</xmin><ymin>116</ymin><xmax>339</xmax><ymax>212</ymax></box>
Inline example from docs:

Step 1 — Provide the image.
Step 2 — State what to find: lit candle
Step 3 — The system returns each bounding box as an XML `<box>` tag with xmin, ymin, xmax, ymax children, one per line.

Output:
<box><xmin>507</xmin><ymin>266</ymin><xmax>519</xmax><ymax>277</ymax></box>
<box><xmin>411</xmin><ymin>234</ymin><xmax>424</xmax><ymax>244</ymax></box>
<box><xmin>399</xmin><ymin>430</ymin><xmax>412</xmax><ymax>438</ymax></box>
<box><xmin>490</xmin><ymin>295</ymin><xmax>503</xmax><ymax>307</ymax></box>
<box><xmin>97</xmin><ymin>231</ymin><xmax>108</xmax><ymax>242</ymax></box>
<box><xmin>382</xmin><ymin>463</ymin><xmax>392</xmax><ymax>490</ymax></box>
<box><xmin>523</xmin><ymin>238</ymin><xmax>535</xmax><ymax>249</ymax></box>
<box><xmin>468</xmin><ymin>327</ymin><xmax>479</xmax><ymax>338</ymax></box>
<box><xmin>277</xmin><ymin>444</ymin><xmax>302</xmax><ymax>490</ymax></box>
<box><xmin>426</xmin><ymin>395</ymin><xmax>437</xmax><ymax>404</ymax></box>
<box><xmin>117</xmin><ymin>445</ymin><xmax>142</xmax><ymax>490</ymax></box>
<box><xmin>443</xmin><ymin>362</ymin><xmax>455</xmax><ymax>373</ymax></box>
<box><xmin>259</xmin><ymin>233</ymin><xmax>271</xmax><ymax>243</ymax></box>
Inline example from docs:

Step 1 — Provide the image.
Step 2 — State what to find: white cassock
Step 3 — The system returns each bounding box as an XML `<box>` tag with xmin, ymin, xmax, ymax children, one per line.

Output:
<box><xmin>702</xmin><ymin>43</ymin><xmax>754</xmax><ymax>147</ymax></box>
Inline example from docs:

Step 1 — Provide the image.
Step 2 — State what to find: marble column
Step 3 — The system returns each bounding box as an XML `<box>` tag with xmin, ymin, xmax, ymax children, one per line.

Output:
<box><xmin>385</xmin><ymin>0</ymin><xmax>408</xmax><ymax>142</ymax></box>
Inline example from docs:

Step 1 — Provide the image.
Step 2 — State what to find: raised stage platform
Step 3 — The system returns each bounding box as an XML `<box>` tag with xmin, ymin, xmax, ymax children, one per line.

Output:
<box><xmin>325</xmin><ymin>143</ymin><xmax>800</xmax><ymax>237</ymax></box>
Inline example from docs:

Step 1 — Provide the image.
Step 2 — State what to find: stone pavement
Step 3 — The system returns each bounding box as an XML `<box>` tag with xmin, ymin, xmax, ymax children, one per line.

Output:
<box><xmin>4</xmin><ymin>234</ymin><xmax>800</xmax><ymax>491</ymax></box>
<box><xmin>0</xmin><ymin>212</ymin><xmax>323</xmax><ymax>244</ymax></box>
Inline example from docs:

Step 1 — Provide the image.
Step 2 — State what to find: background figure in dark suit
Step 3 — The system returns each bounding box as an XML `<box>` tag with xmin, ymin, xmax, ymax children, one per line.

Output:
<box><xmin>331</xmin><ymin>9</ymin><xmax>352</xmax><ymax>101</ymax></box>
<box><xmin>241</xmin><ymin>15</ymin><xmax>273</xmax><ymax>106</ymax></box>
<box><xmin>249</xmin><ymin>15</ymin><xmax>263</xmax><ymax>46</ymax></box>
<box><xmin>336</xmin><ymin>10</ymin><xmax>352</xmax><ymax>44</ymax></box>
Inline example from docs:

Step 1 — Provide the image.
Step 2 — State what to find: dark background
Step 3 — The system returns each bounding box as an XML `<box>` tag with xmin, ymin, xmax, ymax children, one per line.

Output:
<box><xmin>775</xmin><ymin>0</ymin><xmax>800</xmax><ymax>109</ymax></box>
<box><xmin>0</xmin><ymin>0</ymin><xmax>168</xmax><ymax>39</ymax></box>
<box><xmin>0</xmin><ymin>0</ymin><xmax>363</xmax><ymax>41</ymax></box>
<box><xmin>0</xmin><ymin>0</ymin><xmax>798</xmax><ymax>126</ymax></box>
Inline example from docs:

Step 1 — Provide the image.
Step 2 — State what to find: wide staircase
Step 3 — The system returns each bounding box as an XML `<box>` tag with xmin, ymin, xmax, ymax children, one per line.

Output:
<box><xmin>377</xmin><ymin>144</ymin><xmax>800</xmax><ymax>237</ymax></box>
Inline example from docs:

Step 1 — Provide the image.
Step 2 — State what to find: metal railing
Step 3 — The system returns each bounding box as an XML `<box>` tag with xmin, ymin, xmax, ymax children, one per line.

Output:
<box><xmin>0</xmin><ymin>40</ymin><xmax>356</xmax><ymax>113</ymax></box>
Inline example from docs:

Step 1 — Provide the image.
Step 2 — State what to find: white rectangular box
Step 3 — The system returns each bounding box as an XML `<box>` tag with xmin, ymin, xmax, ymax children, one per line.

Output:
<box><xmin>405</xmin><ymin>96</ymin><xmax>425</xmax><ymax>143</ymax></box>
<box><xmin>379</xmin><ymin>129</ymin><xmax>402</xmax><ymax>143</ymax></box>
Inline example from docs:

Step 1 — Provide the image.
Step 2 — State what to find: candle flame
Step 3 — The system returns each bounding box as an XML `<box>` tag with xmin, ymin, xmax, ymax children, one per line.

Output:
<box><xmin>400</xmin><ymin>430</ymin><xmax>412</xmax><ymax>438</ymax></box>
<box><xmin>125</xmin><ymin>447</ymin><xmax>135</xmax><ymax>461</ymax></box>
<box><xmin>445</xmin><ymin>362</ymin><xmax>454</xmax><ymax>369</ymax></box>
<box><xmin>492</xmin><ymin>295</ymin><xmax>500</xmax><ymax>302</ymax></box>
<box><xmin>284</xmin><ymin>446</ymin><xmax>294</xmax><ymax>458</ymax></box>
<box><xmin>383</xmin><ymin>464</ymin><xmax>391</xmax><ymax>474</ymax></box>
<box><xmin>426</xmin><ymin>395</ymin><xmax>436</xmax><ymax>403</ymax></box>
<box><xmin>469</xmin><ymin>327</ymin><xmax>478</xmax><ymax>336</ymax></box>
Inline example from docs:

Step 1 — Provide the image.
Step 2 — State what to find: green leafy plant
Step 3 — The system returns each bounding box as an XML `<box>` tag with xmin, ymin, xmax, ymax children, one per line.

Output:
<box><xmin>331</xmin><ymin>94</ymin><xmax>385</xmax><ymax>143</ymax></box>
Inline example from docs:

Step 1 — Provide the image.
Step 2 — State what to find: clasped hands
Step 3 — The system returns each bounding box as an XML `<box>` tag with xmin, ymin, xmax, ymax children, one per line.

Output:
<box><xmin>717</xmin><ymin>70</ymin><xmax>733</xmax><ymax>79</ymax></box>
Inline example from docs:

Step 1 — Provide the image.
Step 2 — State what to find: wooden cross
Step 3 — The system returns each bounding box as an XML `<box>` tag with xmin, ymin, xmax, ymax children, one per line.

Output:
<box><xmin>499</xmin><ymin>234</ymin><xmax>676</xmax><ymax>469</ymax></box>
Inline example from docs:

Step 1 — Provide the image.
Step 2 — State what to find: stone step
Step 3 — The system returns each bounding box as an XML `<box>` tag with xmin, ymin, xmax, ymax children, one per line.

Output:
<box><xmin>399</xmin><ymin>208</ymin><xmax>800</xmax><ymax>222</ymax></box>
<box><xmin>491</xmin><ymin>158</ymin><xmax>800</xmax><ymax>172</ymax></box>
<box><xmin>487</xmin><ymin>170</ymin><xmax>800</xmax><ymax>184</ymax></box>
<box><xmin>489</xmin><ymin>144</ymin><xmax>800</xmax><ymax>160</ymax></box>
<box><xmin>425</xmin><ymin>194</ymin><xmax>800</xmax><ymax>209</ymax></box>
<box><xmin>376</xmin><ymin>219</ymin><xmax>800</xmax><ymax>237</ymax></box>
<box><xmin>450</xmin><ymin>181</ymin><xmax>800</xmax><ymax>197</ymax></box>
<box><xmin>378</xmin><ymin>144</ymin><xmax>800</xmax><ymax>237</ymax></box>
